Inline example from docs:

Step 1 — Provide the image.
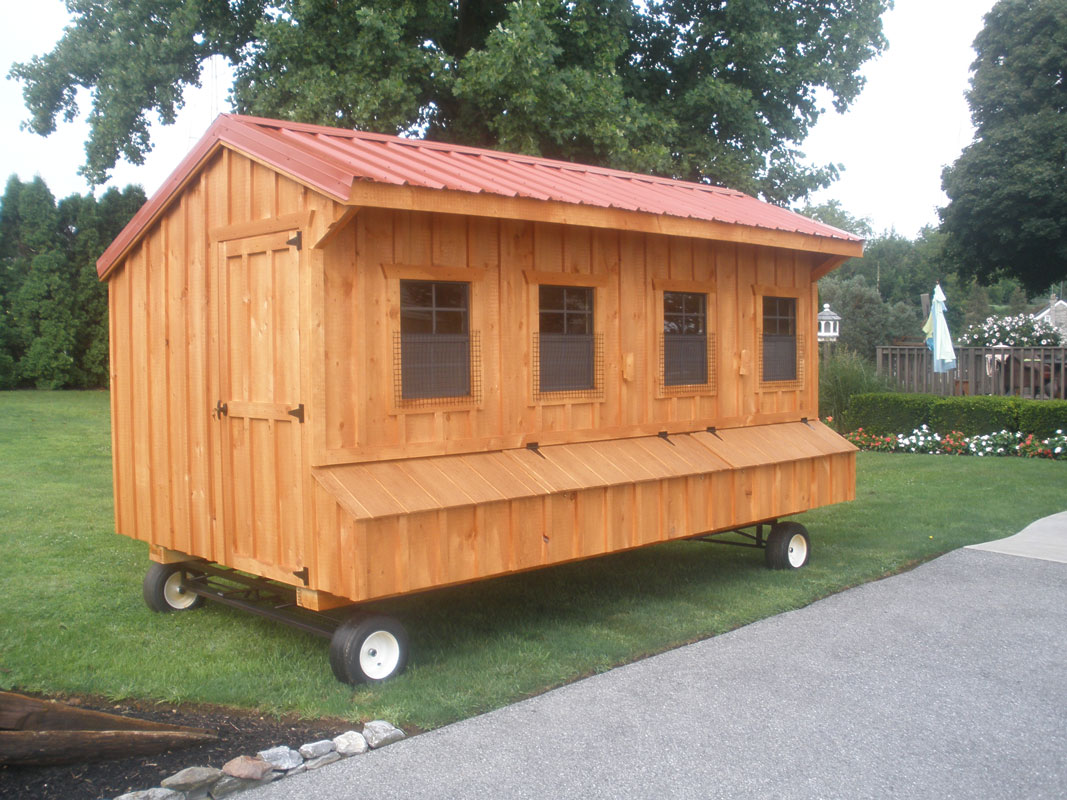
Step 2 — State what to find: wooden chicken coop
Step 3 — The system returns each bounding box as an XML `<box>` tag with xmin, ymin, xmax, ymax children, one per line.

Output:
<box><xmin>98</xmin><ymin>115</ymin><xmax>862</xmax><ymax>683</ymax></box>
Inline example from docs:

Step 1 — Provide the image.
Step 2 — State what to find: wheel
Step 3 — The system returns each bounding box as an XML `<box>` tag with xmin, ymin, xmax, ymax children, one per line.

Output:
<box><xmin>765</xmin><ymin>522</ymin><xmax>810</xmax><ymax>570</ymax></box>
<box><xmin>329</xmin><ymin>615</ymin><xmax>409</xmax><ymax>684</ymax></box>
<box><xmin>143</xmin><ymin>563</ymin><xmax>205</xmax><ymax>612</ymax></box>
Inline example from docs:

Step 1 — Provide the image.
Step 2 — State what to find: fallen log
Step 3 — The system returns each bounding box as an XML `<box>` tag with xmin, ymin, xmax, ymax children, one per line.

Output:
<box><xmin>0</xmin><ymin>691</ymin><xmax>217</xmax><ymax>766</ymax></box>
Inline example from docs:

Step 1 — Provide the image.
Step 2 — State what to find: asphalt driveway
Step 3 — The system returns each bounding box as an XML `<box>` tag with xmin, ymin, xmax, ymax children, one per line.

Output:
<box><xmin>247</xmin><ymin>512</ymin><xmax>1067</xmax><ymax>800</ymax></box>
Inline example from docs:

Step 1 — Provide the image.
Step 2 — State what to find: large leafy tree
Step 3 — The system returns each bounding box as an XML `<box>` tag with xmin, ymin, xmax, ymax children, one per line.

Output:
<box><xmin>940</xmin><ymin>0</ymin><xmax>1067</xmax><ymax>294</ymax></box>
<box><xmin>11</xmin><ymin>0</ymin><xmax>890</xmax><ymax>203</ymax></box>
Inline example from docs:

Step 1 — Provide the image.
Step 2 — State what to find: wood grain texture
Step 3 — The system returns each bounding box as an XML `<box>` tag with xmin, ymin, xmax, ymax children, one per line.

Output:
<box><xmin>307</xmin><ymin>421</ymin><xmax>855</xmax><ymax>602</ymax></box>
<box><xmin>105</xmin><ymin>147</ymin><xmax>856</xmax><ymax>608</ymax></box>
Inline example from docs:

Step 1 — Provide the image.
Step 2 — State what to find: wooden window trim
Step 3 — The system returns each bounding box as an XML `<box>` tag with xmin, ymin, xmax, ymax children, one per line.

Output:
<box><xmin>523</xmin><ymin>269</ymin><xmax>611</xmax><ymax>288</ymax></box>
<box><xmin>654</xmin><ymin>283</ymin><xmax>718</xmax><ymax>398</ymax></box>
<box><xmin>384</xmin><ymin>264</ymin><xmax>486</xmax><ymax>413</ymax></box>
<box><xmin>753</xmin><ymin>285</ymin><xmax>806</xmax><ymax>391</ymax></box>
<box><xmin>526</xmin><ymin>276</ymin><xmax>608</xmax><ymax>404</ymax></box>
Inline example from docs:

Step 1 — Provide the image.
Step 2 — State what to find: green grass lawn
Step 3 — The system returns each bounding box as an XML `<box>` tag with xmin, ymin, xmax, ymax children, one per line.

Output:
<box><xmin>1</xmin><ymin>390</ymin><xmax>1065</xmax><ymax>730</ymax></box>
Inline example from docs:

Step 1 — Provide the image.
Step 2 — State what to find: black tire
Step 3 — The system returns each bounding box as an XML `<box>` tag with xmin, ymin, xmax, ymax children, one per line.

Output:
<box><xmin>142</xmin><ymin>563</ymin><xmax>205</xmax><ymax>613</ymax></box>
<box><xmin>765</xmin><ymin>522</ymin><xmax>810</xmax><ymax>570</ymax></box>
<box><xmin>329</xmin><ymin>615</ymin><xmax>409</xmax><ymax>685</ymax></box>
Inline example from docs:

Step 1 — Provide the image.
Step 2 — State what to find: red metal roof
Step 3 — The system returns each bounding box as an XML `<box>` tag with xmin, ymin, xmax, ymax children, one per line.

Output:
<box><xmin>97</xmin><ymin>114</ymin><xmax>861</xmax><ymax>277</ymax></box>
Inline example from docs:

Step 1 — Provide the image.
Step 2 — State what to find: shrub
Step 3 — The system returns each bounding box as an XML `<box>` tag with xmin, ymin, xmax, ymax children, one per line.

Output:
<box><xmin>1016</xmin><ymin>399</ymin><xmax>1067</xmax><ymax>439</ymax></box>
<box><xmin>818</xmin><ymin>347</ymin><xmax>893</xmax><ymax>428</ymax></box>
<box><xmin>928</xmin><ymin>396</ymin><xmax>1018</xmax><ymax>437</ymax></box>
<box><xmin>842</xmin><ymin>392</ymin><xmax>1067</xmax><ymax>440</ymax></box>
<box><xmin>957</xmin><ymin>313</ymin><xmax>1064</xmax><ymax>346</ymax></box>
<box><xmin>844</xmin><ymin>393</ymin><xmax>938</xmax><ymax>435</ymax></box>
<box><xmin>843</xmin><ymin>425</ymin><xmax>1067</xmax><ymax>460</ymax></box>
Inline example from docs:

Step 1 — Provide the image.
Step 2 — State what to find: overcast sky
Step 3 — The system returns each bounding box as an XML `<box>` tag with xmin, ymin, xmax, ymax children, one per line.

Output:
<box><xmin>1</xmin><ymin>0</ymin><xmax>997</xmax><ymax>239</ymax></box>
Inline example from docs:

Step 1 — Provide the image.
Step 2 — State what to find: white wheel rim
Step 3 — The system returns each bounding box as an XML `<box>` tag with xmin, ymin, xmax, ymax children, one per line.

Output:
<box><xmin>360</xmin><ymin>630</ymin><xmax>401</xmax><ymax>681</ymax></box>
<box><xmin>163</xmin><ymin>571</ymin><xmax>198</xmax><ymax>609</ymax></box>
<box><xmin>787</xmin><ymin>533</ymin><xmax>808</xmax><ymax>568</ymax></box>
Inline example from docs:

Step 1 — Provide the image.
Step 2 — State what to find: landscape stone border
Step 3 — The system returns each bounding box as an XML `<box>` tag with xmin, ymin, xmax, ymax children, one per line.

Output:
<box><xmin>113</xmin><ymin>720</ymin><xmax>405</xmax><ymax>800</ymax></box>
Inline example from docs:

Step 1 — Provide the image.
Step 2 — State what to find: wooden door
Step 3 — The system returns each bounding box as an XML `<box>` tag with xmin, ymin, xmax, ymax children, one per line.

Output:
<box><xmin>216</xmin><ymin>232</ymin><xmax>305</xmax><ymax>581</ymax></box>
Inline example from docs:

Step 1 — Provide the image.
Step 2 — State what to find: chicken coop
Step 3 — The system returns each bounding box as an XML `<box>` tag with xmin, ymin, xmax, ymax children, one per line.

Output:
<box><xmin>98</xmin><ymin>115</ymin><xmax>862</xmax><ymax>683</ymax></box>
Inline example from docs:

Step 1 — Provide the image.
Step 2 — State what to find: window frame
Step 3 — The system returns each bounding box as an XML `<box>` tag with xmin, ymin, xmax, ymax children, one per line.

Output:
<box><xmin>753</xmin><ymin>285</ymin><xmax>806</xmax><ymax>391</ymax></box>
<box><xmin>383</xmin><ymin>264</ymin><xmax>486</xmax><ymax>411</ymax></box>
<box><xmin>653</xmin><ymin>278</ymin><xmax>717</xmax><ymax>397</ymax></box>
<box><xmin>524</xmin><ymin>270</ymin><xmax>609</xmax><ymax>404</ymax></box>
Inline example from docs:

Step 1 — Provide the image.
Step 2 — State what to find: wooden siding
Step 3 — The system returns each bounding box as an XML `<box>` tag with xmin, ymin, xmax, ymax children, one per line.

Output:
<box><xmin>318</xmin><ymin>207</ymin><xmax>820</xmax><ymax>465</ymax></box>
<box><xmin>308</xmin><ymin>421</ymin><xmax>856</xmax><ymax>603</ymax></box>
<box><xmin>107</xmin><ymin>146</ymin><xmax>854</xmax><ymax>609</ymax></box>
<box><xmin>108</xmin><ymin>148</ymin><xmax>342</xmax><ymax>580</ymax></box>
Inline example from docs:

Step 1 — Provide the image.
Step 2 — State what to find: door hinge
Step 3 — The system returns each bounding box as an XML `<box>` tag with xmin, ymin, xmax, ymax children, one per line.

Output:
<box><xmin>215</xmin><ymin>401</ymin><xmax>228</xmax><ymax>418</ymax></box>
<box><xmin>286</xmin><ymin>231</ymin><xmax>302</xmax><ymax>250</ymax></box>
<box><xmin>287</xmin><ymin>403</ymin><xmax>305</xmax><ymax>423</ymax></box>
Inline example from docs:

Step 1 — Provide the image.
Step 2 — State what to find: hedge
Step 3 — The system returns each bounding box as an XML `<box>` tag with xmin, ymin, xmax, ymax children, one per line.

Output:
<box><xmin>844</xmin><ymin>393</ymin><xmax>1067</xmax><ymax>438</ymax></box>
<box><xmin>928</xmin><ymin>396</ymin><xmax>1019</xmax><ymax>436</ymax></box>
<box><xmin>1017</xmin><ymin>399</ymin><xmax>1067</xmax><ymax>439</ymax></box>
<box><xmin>843</xmin><ymin>393</ymin><xmax>939</xmax><ymax>435</ymax></box>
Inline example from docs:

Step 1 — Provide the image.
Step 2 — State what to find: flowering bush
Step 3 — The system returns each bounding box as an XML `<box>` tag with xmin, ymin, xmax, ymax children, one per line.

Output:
<box><xmin>840</xmin><ymin>423</ymin><xmax>1067</xmax><ymax>460</ymax></box>
<box><xmin>956</xmin><ymin>313</ymin><xmax>1064</xmax><ymax>347</ymax></box>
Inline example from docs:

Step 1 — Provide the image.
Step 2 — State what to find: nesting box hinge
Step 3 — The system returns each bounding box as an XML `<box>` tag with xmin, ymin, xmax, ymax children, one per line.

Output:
<box><xmin>287</xmin><ymin>404</ymin><xmax>305</xmax><ymax>423</ymax></box>
<box><xmin>286</xmin><ymin>231</ymin><xmax>302</xmax><ymax>250</ymax></box>
<box><xmin>292</xmin><ymin>566</ymin><xmax>309</xmax><ymax>586</ymax></box>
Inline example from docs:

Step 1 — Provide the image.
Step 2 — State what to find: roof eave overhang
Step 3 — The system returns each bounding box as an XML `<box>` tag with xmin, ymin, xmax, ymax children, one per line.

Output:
<box><xmin>97</xmin><ymin>115</ymin><xmax>359</xmax><ymax>280</ymax></box>
<box><xmin>343</xmin><ymin>180</ymin><xmax>864</xmax><ymax>260</ymax></box>
<box><xmin>98</xmin><ymin>115</ymin><xmax>863</xmax><ymax>280</ymax></box>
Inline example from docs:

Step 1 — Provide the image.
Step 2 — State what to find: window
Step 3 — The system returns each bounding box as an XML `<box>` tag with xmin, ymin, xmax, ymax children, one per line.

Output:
<box><xmin>762</xmin><ymin>296</ymin><xmax>797</xmax><ymax>382</ymax></box>
<box><xmin>537</xmin><ymin>284</ymin><xmax>596</xmax><ymax>393</ymax></box>
<box><xmin>663</xmin><ymin>291</ymin><xmax>707</xmax><ymax>386</ymax></box>
<box><xmin>398</xmin><ymin>280</ymin><xmax>471</xmax><ymax>399</ymax></box>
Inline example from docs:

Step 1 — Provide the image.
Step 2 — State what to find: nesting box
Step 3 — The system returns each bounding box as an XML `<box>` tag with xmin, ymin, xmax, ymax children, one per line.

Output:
<box><xmin>98</xmin><ymin>115</ymin><xmax>861</xmax><ymax>682</ymax></box>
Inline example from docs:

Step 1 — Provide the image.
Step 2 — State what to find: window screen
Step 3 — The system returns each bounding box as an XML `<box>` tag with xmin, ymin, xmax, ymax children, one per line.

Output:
<box><xmin>399</xmin><ymin>280</ymin><xmax>471</xmax><ymax>399</ymax></box>
<box><xmin>538</xmin><ymin>285</ymin><xmax>594</xmax><ymax>392</ymax></box>
<box><xmin>664</xmin><ymin>291</ymin><xmax>708</xmax><ymax>386</ymax></box>
<box><xmin>762</xmin><ymin>296</ymin><xmax>797</xmax><ymax>382</ymax></box>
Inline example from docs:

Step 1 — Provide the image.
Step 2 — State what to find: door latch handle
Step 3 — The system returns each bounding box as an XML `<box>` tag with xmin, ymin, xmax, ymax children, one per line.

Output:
<box><xmin>214</xmin><ymin>401</ymin><xmax>228</xmax><ymax>418</ymax></box>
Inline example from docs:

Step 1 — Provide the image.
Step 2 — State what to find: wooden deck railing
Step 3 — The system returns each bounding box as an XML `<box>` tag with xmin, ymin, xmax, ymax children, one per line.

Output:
<box><xmin>875</xmin><ymin>346</ymin><xmax>1067</xmax><ymax>399</ymax></box>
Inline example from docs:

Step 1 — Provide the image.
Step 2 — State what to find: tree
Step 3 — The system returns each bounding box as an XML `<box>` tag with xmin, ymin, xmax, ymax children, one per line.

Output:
<box><xmin>940</xmin><ymin>0</ymin><xmax>1067</xmax><ymax>295</ymax></box>
<box><xmin>798</xmin><ymin>200</ymin><xmax>873</xmax><ymax>238</ymax></box>
<box><xmin>818</xmin><ymin>274</ymin><xmax>920</xmax><ymax>360</ymax></box>
<box><xmin>10</xmin><ymin>0</ymin><xmax>891</xmax><ymax>203</ymax></box>
<box><xmin>0</xmin><ymin>175</ymin><xmax>145</xmax><ymax>388</ymax></box>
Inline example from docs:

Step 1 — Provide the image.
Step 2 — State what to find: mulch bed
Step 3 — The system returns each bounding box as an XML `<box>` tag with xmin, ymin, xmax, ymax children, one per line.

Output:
<box><xmin>0</xmin><ymin>692</ymin><xmax>353</xmax><ymax>800</ymax></box>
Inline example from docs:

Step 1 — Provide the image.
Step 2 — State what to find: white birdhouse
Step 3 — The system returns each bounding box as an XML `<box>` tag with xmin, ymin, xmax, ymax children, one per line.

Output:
<box><xmin>818</xmin><ymin>303</ymin><xmax>841</xmax><ymax>342</ymax></box>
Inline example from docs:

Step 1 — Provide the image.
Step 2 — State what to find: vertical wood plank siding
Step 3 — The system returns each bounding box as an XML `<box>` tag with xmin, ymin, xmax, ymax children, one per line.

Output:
<box><xmin>108</xmin><ymin>151</ymin><xmax>323</xmax><ymax>572</ymax></box>
<box><xmin>319</xmin><ymin>208</ymin><xmax>819</xmax><ymax>464</ymax></box>
<box><xmin>109</xmin><ymin>147</ymin><xmax>846</xmax><ymax>607</ymax></box>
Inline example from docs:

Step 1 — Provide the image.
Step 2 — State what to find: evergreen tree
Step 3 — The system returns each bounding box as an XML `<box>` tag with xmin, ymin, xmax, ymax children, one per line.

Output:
<box><xmin>0</xmin><ymin>176</ymin><xmax>145</xmax><ymax>388</ymax></box>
